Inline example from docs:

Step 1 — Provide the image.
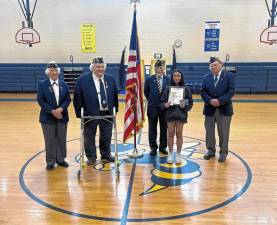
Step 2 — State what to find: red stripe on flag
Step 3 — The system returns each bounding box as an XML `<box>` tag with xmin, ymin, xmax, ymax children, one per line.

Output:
<box><xmin>123</xmin><ymin>10</ymin><xmax>145</xmax><ymax>143</ymax></box>
<box><xmin>128</xmin><ymin>55</ymin><xmax>136</xmax><ymax>61</ymax></box>
<box><xmin>127</xmin><ymin>67</ymin><xmax>137</xmax><ymax>73</ymax></box>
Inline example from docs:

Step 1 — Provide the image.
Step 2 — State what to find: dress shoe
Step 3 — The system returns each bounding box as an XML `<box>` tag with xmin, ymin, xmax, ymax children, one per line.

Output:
<box><xmin>150</xmin><ymin>149</ymin><xmax>157</xmax><ymax>156</ymax></box>
<box><xmin>203</xmin><ymin>152</ymin><xmax>215</xmax><ymax>160</ymax></box>
<box><xmin>159</xmin><ymin>149</ymin><xmax>168</xmax><ymax>155</ymax></box>
<box><xmin>218</xmin><ymin>155</ymin><xmax>227</xmax><ymax>163</ymax></box>
<box><xmin>58</xmin><ymin>161</ymin><xmax>69</xmax><ymax>168</ymax></box>
<box><xmin>101</xmin><ymin>154</ymin><xmax>115</xmax><ymax>162</ymax></box>
<box><xmin>46</xmin><ymin>165</ymin><xmax>55</xmax><ymax>170</ymax></box>
<box><xmin>87</xmin><ymin>158</ymin><xmax>96</xmax><ymax>165</ymax></box>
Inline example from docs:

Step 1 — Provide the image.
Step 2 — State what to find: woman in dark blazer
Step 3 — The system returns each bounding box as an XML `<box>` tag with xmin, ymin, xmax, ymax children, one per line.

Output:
<box><xmin>160</xmin><ymin>69</ymin><xmax>193</xmax><ymax>164</ymax></box>
<box><xmin>37</xmin><ymin>61</ymin><xmax>71</xmax><ymax>170</ymax></box>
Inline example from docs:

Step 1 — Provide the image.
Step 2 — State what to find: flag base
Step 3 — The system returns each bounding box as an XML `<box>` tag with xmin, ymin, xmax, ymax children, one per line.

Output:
<box><xmin>127</xmin><ymin>148</ymin><xmax>144</xmax><ymax>158</ymax></box>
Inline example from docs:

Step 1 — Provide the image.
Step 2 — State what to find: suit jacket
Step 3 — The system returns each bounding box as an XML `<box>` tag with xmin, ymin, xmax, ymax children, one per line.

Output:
<box><xmin>144</xmin><ymin>74</ymin><xmax>170</xmax><ymax>118</ymax></box>
<box><xmin>73</xmin><ymin>73</ymin><xmax>119</xmax><ymax>118</ymax></box>
<box><xmin>37</xmin><ymin>79</ymin><xmax>71</xmax><ymax>124</ymax></box>
<box><xmin>200</xmin><ymin>70</ymin><xmax>235</xmax><ymax>116</ymax></box>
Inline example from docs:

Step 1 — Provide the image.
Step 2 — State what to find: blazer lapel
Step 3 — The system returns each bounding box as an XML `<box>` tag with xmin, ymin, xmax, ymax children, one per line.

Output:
<box><xmin>207</xmin><ymin>73</ymin><xmax>215</xmax><ymax>90</ymax></box>
<box><xmin>88</xmin><ymin>73</ymin><xmax>100</xmax><ymax>107</ymax></box>
<box><xmin>162</xmin><ymin>75</ymin><xmax>167</xmax><ymax>92</ymax></box>
<box><xmin>58</xmin><ymin>80</ymin><xmax>64</xmax><ymax>106</ymax></box>
<box><xmin>215</xmin><ymin>70</ymin><xmax>226</xmax><ymax>89</ymax></box>
<box><xmin>219</xmin><ymin>70</ymin><xmax>226</xmax><ymax>83</ymax></box>
<box><xmin>89</xmin><ymin>73</ymin><xmax>97</xmax><ymax>94</ymax></box>
<box><xmin>103</xmin><ymin>76</ymin><xmax>110</xmax><ymax>101</ymax></box>
<box><xmin>47</xmin><ymin>79</ymin><xmax>58</xmax><ymax>107</ymax></box>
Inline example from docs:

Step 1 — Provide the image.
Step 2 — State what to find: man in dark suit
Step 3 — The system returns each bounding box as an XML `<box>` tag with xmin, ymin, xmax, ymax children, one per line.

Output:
<box><xmin>73</xmin><ymin>57</ymin><xmax>119</xmax><ymax>165</ymax></box>
<box><xmin>200</xmin><ymin>57</ymin><xmax>236</xmax><ymax>162</ymax></box>
<box><xmin>144</xmin><ymin>60</ymin><xmax>170</xmax><ymax>155</ymax></box>
<box><xmin>37</xmin><ymin>61</ymin><xmax>71</xmax><ymax>170</ymax></box>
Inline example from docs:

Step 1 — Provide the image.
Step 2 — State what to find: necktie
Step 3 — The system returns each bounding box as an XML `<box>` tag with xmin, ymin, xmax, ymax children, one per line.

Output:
<box><xmin>52</xmin><ymin>81</ymin><xmax>59</xmax><ymax>105</ymax></box>
<box><xmin>157</xmin><ymin>77</ymin><xmax>162</xmax><ymax>94</ymax></box>
<box><xmin>99</xmin><ymin>79</ymin><xmax>107</xmax><ymax>109</ymax></box>
<box><xmin>214</xmin><ymin>76</ymin><xmax>219</xmax><ymax>87</ymax></box>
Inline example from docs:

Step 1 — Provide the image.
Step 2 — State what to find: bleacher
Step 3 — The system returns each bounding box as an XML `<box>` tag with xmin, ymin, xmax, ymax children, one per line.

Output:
<box><xmin>0</xmin><ymin>63</ymin><xmax>122</xmax><ymax>92</ymax></box>
<box><xmin>0</xmin><ymin>63</ymin><xmax>277</xmax><ymax>93</ymax></box>
<box><xmin>169</xmin><ymin>63</ymin><xmax>277</xmax><ymax>94</ymax></box>
<box><xmin>0</xmin><ymin>66</ymin><xmax>46</xmax><ymax>92</ymax></box>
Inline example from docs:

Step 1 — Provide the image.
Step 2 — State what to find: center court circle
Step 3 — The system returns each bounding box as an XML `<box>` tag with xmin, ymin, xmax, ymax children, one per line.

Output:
<box><xmin>19</xmin><ymin>135</ymin><xmax>252</xmax><ymax>222</ymax></box>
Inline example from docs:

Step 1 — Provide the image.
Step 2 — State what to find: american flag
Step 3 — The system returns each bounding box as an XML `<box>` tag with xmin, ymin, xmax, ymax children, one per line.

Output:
<box><xmin>123</xmin><ymin>9</ymin><xmax>144</xmax><ymax>143</ymax></box>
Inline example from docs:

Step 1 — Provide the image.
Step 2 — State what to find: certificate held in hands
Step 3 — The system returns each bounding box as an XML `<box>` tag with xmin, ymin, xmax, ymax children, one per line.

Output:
<box><xmin>168</xmin><ymin>86</ymin><xmax>185</xmax><ymax>106</ymax></box>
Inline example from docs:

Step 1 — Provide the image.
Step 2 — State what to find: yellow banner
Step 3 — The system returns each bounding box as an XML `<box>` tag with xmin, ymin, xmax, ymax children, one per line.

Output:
<box><xmin>81</xmin><ymin>24</ymin><xmax>96</xmax><ymax>53</ymax></box>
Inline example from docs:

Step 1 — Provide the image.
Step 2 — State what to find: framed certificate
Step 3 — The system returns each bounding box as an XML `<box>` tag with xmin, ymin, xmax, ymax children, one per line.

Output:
<box><xmin>168</xmin><ymin>86</ymin><xmax>185</xmax><ymax>105</ymax></box>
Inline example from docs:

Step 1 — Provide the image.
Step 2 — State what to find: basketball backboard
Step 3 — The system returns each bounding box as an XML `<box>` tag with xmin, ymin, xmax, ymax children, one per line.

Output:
<box><xmin>15</xmin><ymin>27</ymin><xmax>40</xmax><ymax>45</ymax></box>
<box><xmin>260</xmin><ymin>26</ymin><xmax>277</xmax><ymax>45</ymax></box>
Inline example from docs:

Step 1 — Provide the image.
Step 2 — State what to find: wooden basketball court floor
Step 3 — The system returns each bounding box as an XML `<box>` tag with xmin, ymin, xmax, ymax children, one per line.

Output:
<box><xmin>0</xmin><ymin>93</ymin><xmax>276</xmax><ymax>225</ymax></box>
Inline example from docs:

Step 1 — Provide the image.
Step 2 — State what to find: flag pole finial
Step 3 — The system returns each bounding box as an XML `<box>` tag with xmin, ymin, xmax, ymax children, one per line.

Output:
<box><xmin>130</xmin><ymin>0</ymin><xmax>140</xmax><ymax>10</ymax></box>
<box><xmin>130</xmin><ymin>0</ymin><xmax>140</xmax><ymax>4</ymax></box>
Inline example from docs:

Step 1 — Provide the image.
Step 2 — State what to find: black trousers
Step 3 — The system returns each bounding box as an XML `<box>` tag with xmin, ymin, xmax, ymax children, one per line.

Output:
<box><xmin>84</xmin><ymin>111</ymin><xmax>113</xmax><ymax>160</ymax></box>
<box><xmin>148</xmin><ymin>111</ymin><xmax>167</xmax><ymax>151</ymax></box>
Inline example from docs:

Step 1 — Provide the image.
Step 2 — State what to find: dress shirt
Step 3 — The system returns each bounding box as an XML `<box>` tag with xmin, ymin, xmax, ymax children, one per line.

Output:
<box><xmin>50</xmin><ymin>78</ymin><xmax>59</xmax><ymax>105</ymax></box>
<box><xmin>213</xmin><ymin>69</ymin><xmax>223</xmax><ymax>80</ymax></box>
<box><xmin>92</xmin><ymin>73</ymin><xmax>108</xmax><ymax>111</ymax></box>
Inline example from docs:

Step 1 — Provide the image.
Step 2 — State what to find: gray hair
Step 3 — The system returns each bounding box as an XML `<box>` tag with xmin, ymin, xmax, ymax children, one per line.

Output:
<box><xmin>45</xmin><ymin>67</ymin><xmax>61</xmax><ymax>75</ymax></box>
<box><xmin>89</xmin><ymin>62</ymin><xmax>106</xmax><ymax>72</ymax></box>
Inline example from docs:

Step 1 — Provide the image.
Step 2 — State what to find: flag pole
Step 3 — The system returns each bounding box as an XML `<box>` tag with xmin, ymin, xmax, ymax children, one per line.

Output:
<box><xmin>127</xmin><ymin>0</ymin><xmax>143</xmax><ymax>159</ymax></box>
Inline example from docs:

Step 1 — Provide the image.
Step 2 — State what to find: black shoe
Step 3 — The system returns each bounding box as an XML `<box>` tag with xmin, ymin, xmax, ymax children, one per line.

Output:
<box><xmin>218</xmin><ymin>155</ymin><xmax>227</xmax><ymax>163</ymax></box>
<box><xmin>46</xmin><ymin>165</ymin><xmax>55</xmax><ymax>170</ymax></box>
<box><xmin>58</xmin><ymin>161</ymin><xmax>69</xmax><ymax>168</ymax></box>
<box><xmin>159</xmin><ymin>149</ymin><xmax>168</xmax><ymax>155</ymax></box>
<box><xmin>101</xmin><ymin>154</ymin><xmax>115</xmax><ymax>162</ymax></box>
<box><xmin>150</xmin><ymin>149</ymin><xmax>157</xmax><ymax>156</ymax></box>
<box><xmin>203</xmin><ymin>152</ymin><xmax>215</xmax><ymax>160</ymax></box>
<box><xmin>87</xmin><ymin>158</ymin><xmax>96</xmax><ymax>165</ymax></box>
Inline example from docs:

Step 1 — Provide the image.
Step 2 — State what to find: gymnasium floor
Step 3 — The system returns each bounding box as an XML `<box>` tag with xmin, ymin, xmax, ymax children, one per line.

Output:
<box><xmin>0</xmin><ymin>93</ymin><xmax>276</xmax><ymax>225</ymax></box>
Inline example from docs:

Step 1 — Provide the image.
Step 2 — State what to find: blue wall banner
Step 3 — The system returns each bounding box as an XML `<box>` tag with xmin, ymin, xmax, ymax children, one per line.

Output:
<box><xmin>204</xmin><ymin>21</ymin><xmax>220</xmax><ymax>52</ymax></box>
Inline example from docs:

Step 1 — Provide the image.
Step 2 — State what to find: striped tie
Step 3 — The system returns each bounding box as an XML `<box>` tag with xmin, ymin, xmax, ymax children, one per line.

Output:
<box><xmin>214</xmin><ymin>75</ymin><xmax>219</xmax><ymax>87</ymax></box>
<box><xmin>157</xmin><ymin>76</ymin><xmax>162</xmax><ymax>94</ymax></box>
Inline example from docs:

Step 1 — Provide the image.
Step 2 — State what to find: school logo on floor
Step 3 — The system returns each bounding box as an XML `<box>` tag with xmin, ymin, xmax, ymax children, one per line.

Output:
<box><xmin>90</xmin><ymin>140</ymin><xmax>204</xmax><ymax>196</ymax></box>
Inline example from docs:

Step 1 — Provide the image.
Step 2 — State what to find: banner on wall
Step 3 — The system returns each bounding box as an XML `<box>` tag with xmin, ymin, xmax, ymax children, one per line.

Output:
<box><xmin>204</xmin><ymin>21</ymin><xmax>220</xmax><ymax>52</ymax></box>
<box><xmin>81</xmin><ymin>24</ymin><xmax>96</xmax><ymax>53</ymax></box>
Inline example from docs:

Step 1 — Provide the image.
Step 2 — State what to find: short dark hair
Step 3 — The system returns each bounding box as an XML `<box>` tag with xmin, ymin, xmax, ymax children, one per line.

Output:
<box><xmin>154</xmin><ymin>60</ymin><xmax>165</xmax><ymax>67</ymax></box>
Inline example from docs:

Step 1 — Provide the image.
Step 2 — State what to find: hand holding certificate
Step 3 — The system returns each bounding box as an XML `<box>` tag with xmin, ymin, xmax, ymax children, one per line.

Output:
<box><xmin>168</xmin><ymin>86</ymin><xmax>185</xmax><ymax>106</ymax></box>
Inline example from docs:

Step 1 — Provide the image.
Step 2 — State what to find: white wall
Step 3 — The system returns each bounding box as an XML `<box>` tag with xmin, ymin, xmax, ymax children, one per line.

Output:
<box><xmin>0</xmin><ymin>0</ymin><xmax>276</xmax><ymax>64</ymax></box>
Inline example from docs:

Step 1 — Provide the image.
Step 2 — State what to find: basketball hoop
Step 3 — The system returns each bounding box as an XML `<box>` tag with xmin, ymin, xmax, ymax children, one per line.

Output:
<box><xmin>260</xmin><ymin>26</ymin><xmax>277</xmax><ymax>45</ymax></box>
<box><xmin>15</xmin><ymin>27</ymin><xmax>40</xmax><ymax>46</ymax></box>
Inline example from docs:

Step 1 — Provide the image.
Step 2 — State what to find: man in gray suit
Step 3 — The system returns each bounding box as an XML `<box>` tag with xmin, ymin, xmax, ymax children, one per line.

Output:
<box><xmin>200</xmin><ymin>57</ymin><xmax>236</xmax><ymax>162</ymax></box>
<box><xmin>37</xmin><ymin>62</ymin><xmax>71</xmax><ymax>170</ymax></box>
